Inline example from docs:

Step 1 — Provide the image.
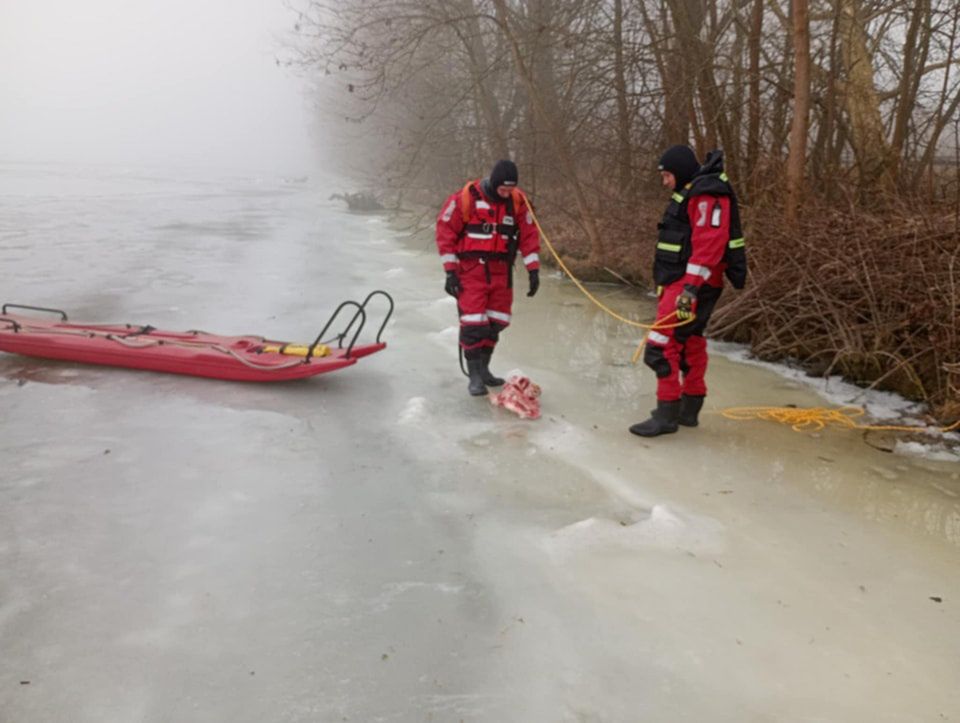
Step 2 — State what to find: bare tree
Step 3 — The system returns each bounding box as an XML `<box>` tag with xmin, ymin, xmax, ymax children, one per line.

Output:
<box><xmin>786</xmin><ymin>0</ymin><xmax>811</xmax><ymax>224</ymax></box>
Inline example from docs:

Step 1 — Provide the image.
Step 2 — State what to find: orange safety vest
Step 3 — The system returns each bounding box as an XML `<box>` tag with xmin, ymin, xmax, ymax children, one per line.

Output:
<box><xmin>456</xmin><ymin>180</ymin><xmax>525</xmax><ymax>260</ymax></box>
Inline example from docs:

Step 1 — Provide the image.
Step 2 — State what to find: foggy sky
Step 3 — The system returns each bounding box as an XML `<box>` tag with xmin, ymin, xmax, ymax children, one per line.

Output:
<box><xmin>0</xmin><ymin>0</ymin><xmax>314</xmax><ymax>174</ymax></box>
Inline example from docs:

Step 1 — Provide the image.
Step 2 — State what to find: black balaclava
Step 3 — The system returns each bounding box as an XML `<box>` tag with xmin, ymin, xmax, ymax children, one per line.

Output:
<box><xmin>482</xmin><ymin>159</ymin><xmax>519</xmax><ymax>202</ymax></box>
<box><xmin>658</xmin><ymin>145</ymin><xmax>700</xmax><ymax>190</ymax></box>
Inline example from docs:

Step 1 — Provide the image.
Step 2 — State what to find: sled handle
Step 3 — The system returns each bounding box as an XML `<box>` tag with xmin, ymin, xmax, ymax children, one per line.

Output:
<box><xmin>1</xmin><ymin>303</ymin><xmax>68</xmax><ymax>321</ymax></box>
<box><xmin>341</xmin><ymin>290</ymin><xmax>394</xmax><ymax>344</ymax></box>
<box><xmin>307</xmin><ymin>301</ymin><xmax>367</xmax><ymax>360</ymax></box>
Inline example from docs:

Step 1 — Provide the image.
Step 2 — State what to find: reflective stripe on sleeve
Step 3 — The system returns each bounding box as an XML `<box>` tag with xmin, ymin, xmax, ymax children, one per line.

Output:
<box><xmin>728</xmin><ymin>237</ymin><xmax>745</xmax><ymax>249</ymax></box>
<box><xmin>475</xmin><ymin>201</ymin><xmax>490</xmax><ymax>210</ymax></box>
<box><xmin>671</xmin><ymin>192</ymin><xmax>685</xmax><ymax>203</ymax></box>
<box><xmin>647</xmin><ymin>331</ymin><xmax>670</xmax><ymax>345</ymax></box>
<box><xmin>656</xmin><ymin>242</ymin><xmax>682</xmax><ymax>252</ymax></box>
<box><xmin>686</xmin><ymin>263</ymin><xmax>711</xmax><ymax>280</ymax></box>
<box><xmin>523</xmin><ymin>252</ymin><xmax>539</xmax><ymax>266</ymax></box>
<box><xmin>440</xmin><ymin>253</ymin><xmax>458</xmax><ymax>264</ymax></box>
<box><xmin>441</xmin><ymin>199</ymin><xmax>456</xmax><ymax>222</ymax></box>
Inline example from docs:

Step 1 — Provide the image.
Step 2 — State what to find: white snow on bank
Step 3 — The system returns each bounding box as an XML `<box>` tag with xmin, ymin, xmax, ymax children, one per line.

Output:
<box><xmin>384</xmin><ymin>267</ymin><xmax>405</xmax><ymax>278</ymax></box>
<box><xmin>710</xmin><ymin>340</ymin><xmax>922</xmax><ymax>418</ymax></box>
<box><xmin>711</xmin><ymin>340</ymin><xmax>958</xmax><ymax>463</ymax></box>
<box><xmin>894</xmin><ymin>440</ymin><xmax>960</xmax><ymax>463</ymax></box>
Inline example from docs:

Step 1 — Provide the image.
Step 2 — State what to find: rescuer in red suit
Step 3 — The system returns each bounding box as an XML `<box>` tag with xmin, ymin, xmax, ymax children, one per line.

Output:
<box><xmin>630</xmin><ymin>145</ymin><xmax>747</xmax><ymax>437</ymax></box>
<box><xmin>436</xmin><ymin>160</ymin><xmax>541</xmax><ymax>396</ymax></box>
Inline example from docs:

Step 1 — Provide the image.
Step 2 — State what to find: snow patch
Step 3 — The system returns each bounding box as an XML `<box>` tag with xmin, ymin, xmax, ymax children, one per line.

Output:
<box><xmin>371</xmin><ymin>581</ymin><xmax>465</xmax><ymax>613</ymax></box>
<box><xmin>894</xmin><ymin>441</ymin><xmax>960</xmax><ymax>463</ymax></box>
<box><xmin>711</xmin><ymin>340</ymin><xmax>921</xmax><ymax>419</ymax></box>
<box><xmin>398</xmin><ymin>397</ymin><xmax>428</xmax><ymax>425</ymax></box>
<box><xmin>384</xmin><ymin>267</ymin><xmax>405</xmax><ymax>278</ymax></box>
<box><xmin>543</xmin><ymin>504</ymin><xmax>723</xmax><ymax>557</ymax></box>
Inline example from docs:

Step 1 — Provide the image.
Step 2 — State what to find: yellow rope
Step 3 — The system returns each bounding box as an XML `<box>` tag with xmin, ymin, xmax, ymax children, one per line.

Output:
<box><xmin>719</xmin><ymin>405</ymin><xmax>960</xmax><ymax>434</ymax></box>
<box><xmin>524</xmin><ymin>200</ymin><xmax>689</xmax><ymax>366</ymax></box>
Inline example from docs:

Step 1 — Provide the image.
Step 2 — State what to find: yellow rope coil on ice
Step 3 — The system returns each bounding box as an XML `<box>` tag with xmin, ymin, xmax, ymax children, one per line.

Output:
<box><xmin>719</xmin><ymin>406</ymin><xmax>960</xmax><ymax>434</ymax></box>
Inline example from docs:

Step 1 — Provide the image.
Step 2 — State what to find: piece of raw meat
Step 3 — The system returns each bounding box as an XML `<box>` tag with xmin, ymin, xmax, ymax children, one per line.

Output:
<box><xmin>489</xmin><ymin>375</ymin><xmax>541</xmax><ymax>420</ymax></box>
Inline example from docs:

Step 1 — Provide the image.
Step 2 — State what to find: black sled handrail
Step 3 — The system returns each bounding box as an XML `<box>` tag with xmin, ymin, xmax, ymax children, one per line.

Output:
<box><xmin>1</xmin><ymin>303</ymin><xmax>68</xmax><ymax>321</ymax></box>
<box><xmin>307</xmin><ymin>301</ymin><xmax>367</xmax><ymax>360</ymax></box>
<box><xmin>340</xmin><ymin>290</ymin><xmax>394</xmax><ymax>345</ymax></box>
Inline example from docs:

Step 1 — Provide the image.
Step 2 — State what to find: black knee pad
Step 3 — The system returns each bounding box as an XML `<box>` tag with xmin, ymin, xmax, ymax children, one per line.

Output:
<box><xmin>643</xmin><ymin>344</ymin><xmax>672</xmax><ymax>379</ymax></box>
<box><xmin>460</xmin><ymin>325</ymin><xmax>490</xmax><ymax>349</ymax></box>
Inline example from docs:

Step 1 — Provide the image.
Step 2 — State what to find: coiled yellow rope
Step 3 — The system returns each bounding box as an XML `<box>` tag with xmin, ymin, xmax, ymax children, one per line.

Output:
<box><xmin>719</xmin><ymin>405</ymin><xmax>960</xmax><ymax>434</ymax></box>
<box><xmin>525</xmin><ymin>202</ymin><xmax>960</xmax><ymax>436</ymax></box>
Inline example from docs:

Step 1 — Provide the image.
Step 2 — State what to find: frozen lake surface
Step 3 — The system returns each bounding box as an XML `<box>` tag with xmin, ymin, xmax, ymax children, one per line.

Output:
<box><xmin>1</xmin><ymin>163</ymin><xmax>958</xmax><ymax>721</ymax></box>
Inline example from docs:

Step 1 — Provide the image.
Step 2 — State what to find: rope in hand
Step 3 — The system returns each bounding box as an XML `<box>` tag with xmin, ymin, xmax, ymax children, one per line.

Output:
<box><xmin>524</xmin><ymin>200</ymin><xmax>690</xmax><ymax>365</ymax></box>
<box><xmin>524</xmin><ymin>201</ymin><xmax>960</xmax><ymax>436</ymax></box>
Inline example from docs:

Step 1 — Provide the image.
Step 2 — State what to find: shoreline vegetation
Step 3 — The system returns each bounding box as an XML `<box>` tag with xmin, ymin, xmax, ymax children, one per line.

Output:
<box><xmin>288</xmin><ymin>0</ymin><xmax>960</xmax><ymax>423</ymax></box>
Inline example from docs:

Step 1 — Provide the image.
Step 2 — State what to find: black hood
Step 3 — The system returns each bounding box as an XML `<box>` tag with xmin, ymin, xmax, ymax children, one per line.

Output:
<box><xmin>483</xmin><ymin>159</ymin><xmax>518</xmax><ymax>202</ymax></box>
<box><xmin>658</xmin><ymin>145</ymin><xmax>700</xmax><ymax>189</ymax></box>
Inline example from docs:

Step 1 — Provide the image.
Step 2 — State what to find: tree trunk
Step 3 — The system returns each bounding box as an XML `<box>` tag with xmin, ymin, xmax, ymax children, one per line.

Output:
<box><xmin>528</xmin><ymin>0</ymin><xmax>564</xmax><ymax>184</ymax></box>
<box><xmin>912</xmin><ymin>6</ymin><xmax>960</xmax><ymax>189</ymax></box>
<box><xmin>729</xmin><ymin>1</ymin><xmax>745</xmax><ymax>183</ymax></box>
<box><xmin>837</xmin><ymin>0</ymin><xmax>895</xmax><ymax>200</ymax></box>
<box><xmin>746</xmin><ymin>0</ymin><xmax>763</xmax><ymax>182</ymax></box>
<box><xmin>613</xmin><ymin>0</ymin><xmax>634</xmax><ymax>190</ymax></box>
<box><xmin>786</xmin><ymin>0</ymin><xmax>811</xmax><ymax>225</ymax></box>
<box><xmin>652</xmin><ymin>0</ymin><xmax>692</xmax><ymax>145</ymax></box>
<box><xmin>890</xmin><ymin>0</ymin><xmax>931</xmax><ymax>185</ymax></box>
<box><xmin>667</xmin><ymin>0</ymin><xmax>734</xmax><ymax>157</ymax></box>
<box><xmin>811</xmin><ymin>4</ymin><xmax>841</xmax><ymax>200</ymax></box>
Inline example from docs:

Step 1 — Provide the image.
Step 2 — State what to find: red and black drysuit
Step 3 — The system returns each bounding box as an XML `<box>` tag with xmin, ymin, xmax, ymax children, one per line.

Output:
<box><xmin>645</xmin><ymin>159</ymin><xmax>747</xmax><ymax>401</ymax></box>
<box><xmin>435</xmin><ymin>180</ymin><xmax>541</xmax><ymax>359</ymax></box>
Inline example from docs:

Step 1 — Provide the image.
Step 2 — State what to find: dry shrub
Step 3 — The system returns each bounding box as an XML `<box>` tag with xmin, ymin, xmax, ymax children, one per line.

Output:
<box><xmin>710</xmin><ymin>202</ymin><xmax>960</xmax><ymax>422</ymax></box>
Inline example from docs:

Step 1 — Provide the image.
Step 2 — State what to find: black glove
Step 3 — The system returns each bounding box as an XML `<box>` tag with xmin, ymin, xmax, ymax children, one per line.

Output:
<box><xmin>527</xmin><ymin>269</ymin><xmax>540</xmax><ymax>297</ymax></box>
<box><xmin>444</xmin><ymin>270</ymin><xmax>461</xmax><ymax>298</ymax></box>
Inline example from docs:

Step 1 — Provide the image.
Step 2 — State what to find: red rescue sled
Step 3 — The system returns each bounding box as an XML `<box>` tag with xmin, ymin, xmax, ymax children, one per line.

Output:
<box><xmin>0</xmin><ymin>292</ymin><xmax>393</xmax><ymax>382</ymax></box>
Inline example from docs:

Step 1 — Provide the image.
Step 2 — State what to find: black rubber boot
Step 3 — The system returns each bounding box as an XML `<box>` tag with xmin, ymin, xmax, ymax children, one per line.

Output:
<box><xmin>466</xmin><ymin>358</ymin><xmax>488</xmax><ymax>396</ymax></box>
<box><xmin>678</xmin><ymin>394</ymin><xmax>705</xmax><ymax>427</ymax></box>
<box><xmin>479</xmin><ymin>349</ymin><xmax>505</xmax><ymax>387</ymax></box>
<box><xmin>629</xmin><ymin>399</ymin><xmax>682</xmax><ymax>437</ymax></box>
